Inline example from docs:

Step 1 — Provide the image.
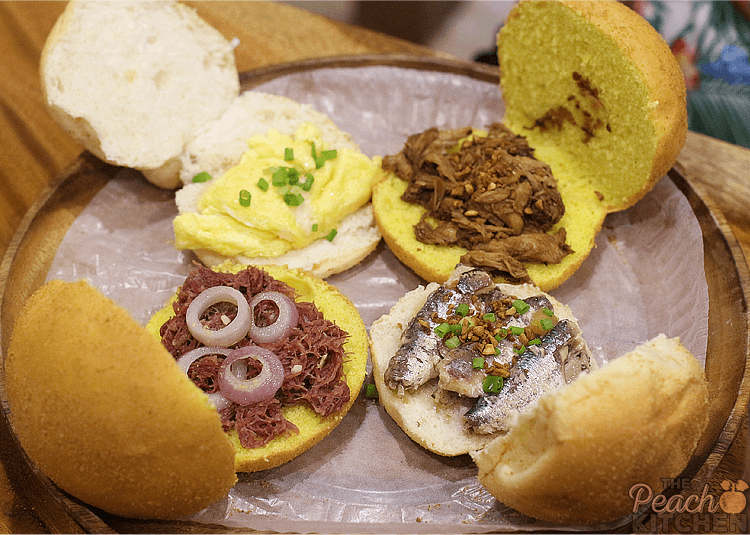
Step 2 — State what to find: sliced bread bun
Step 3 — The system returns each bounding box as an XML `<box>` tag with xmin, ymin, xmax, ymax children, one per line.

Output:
<box><xmin>369</xmin><ymin>268</ymin><xmax>589</xmax><ymax>457</ymax></box>
<box><xmin>5</xmin><ymin>279</ymin><xmax>237</xmax><ymax>519</ymax></box>
<box><xmin>173</xmin><ymin>93</ymin><xmax>382</xmax><ymax>278</ymax></box>
<box><xmin>371</xmin><ymin>0</ymin><xmax>687</xmax><ymax>291</ymax></box>
<box><xmin>471</xmin><ymin>334</ymin><xmax>708</xmax><ymax>525</ymax></box>
<box><xmin>40</xmin><ymin>0</ymin><xmax>240</xmax><ymax>189</ymax></box>
<box><xmin>146</xmin><ymin>262</ymin><xmax>369</xmax><ymax>472</ymax></box>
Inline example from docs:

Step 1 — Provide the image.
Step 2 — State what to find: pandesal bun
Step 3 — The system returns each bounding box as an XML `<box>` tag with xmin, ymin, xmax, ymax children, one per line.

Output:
<box><xmin>5</xmin><ymin>279</ymin><xmax>237</xmax><ymax>519</ymax></box>
<box><xmin>372</xmin><ymin>0</ymin><xmax>687</xmax><ymax>291</ymax></box>
<box><xmin>147</xmin><ymin>262</ymin><xmax>369</xmax><ymax>473</ymax></box>
<box><xmin>40</xmin><ymin>0</ymin><xmax>240</xmax><ymax>189</ymax></box>
<box><xmin>368</xmin><ymin>268</ymin><xmax>588</xmax><ymax>457</ymax></box>
<box><xmin>174</xmin><ymin>92</ymin><xmax>382</xmax><ymax>278</ymax></box>
<box><xmin>471</xmin><ymin>334</ymin><xmax>708</xmax><ymax>525</ymax></box>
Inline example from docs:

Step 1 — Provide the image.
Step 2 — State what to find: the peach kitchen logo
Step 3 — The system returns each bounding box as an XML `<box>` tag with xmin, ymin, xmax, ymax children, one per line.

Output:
<box><xmin>631</xmin><ymin>478</ymin><xmax>748</xmax><ymax>533</ymax></box>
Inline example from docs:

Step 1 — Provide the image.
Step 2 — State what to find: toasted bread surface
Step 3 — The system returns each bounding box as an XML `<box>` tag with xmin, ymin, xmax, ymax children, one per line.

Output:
<box><xmin>5</xmin><ymin>279</ymin><xmax>237</xmax><ymax>519</ymax></box>
<box><xmin>471</xmin><ymin>334</ymin><xmax>708</xmax><ymax>525</ymax></box>
<box><xmin>147</xmin><ymin>262</ymin><xmax>368</xmax><ymax>472</ymax></box>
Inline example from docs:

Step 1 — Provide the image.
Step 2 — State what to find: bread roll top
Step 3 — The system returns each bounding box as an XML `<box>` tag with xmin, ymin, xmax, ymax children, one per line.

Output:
<box><xmin>499</xmin><ymin>0</ymin><xmax>687</xmax><ymax>211</ymax></box>
<box><xmin>5</xmin><ymin>279</ymin><xmax>237</xmax><ymax>519</ymax></box>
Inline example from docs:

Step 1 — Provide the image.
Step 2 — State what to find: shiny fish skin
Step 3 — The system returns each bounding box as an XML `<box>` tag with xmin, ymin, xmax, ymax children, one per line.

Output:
<box><xmin>464</xmin><ymin>319</ymin><xmax>591</xmax><ymax>434</ymax></box>
<box><xmin>384</xmin><ymin>269</ymin><xmax>492</xmax><ymax>392</ymax></box>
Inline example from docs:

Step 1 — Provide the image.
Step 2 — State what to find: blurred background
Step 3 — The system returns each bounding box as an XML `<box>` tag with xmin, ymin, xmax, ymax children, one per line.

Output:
<box><xmin>284</xmin><ymin>1</ymin><xmax>750</xmax><ymax>148</ymax></box>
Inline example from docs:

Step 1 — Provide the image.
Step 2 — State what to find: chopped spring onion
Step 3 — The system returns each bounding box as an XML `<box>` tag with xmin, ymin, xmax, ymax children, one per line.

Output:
<box><xmin>510</xmin><ymin>325</ymin><xmax>525</xmax><ymax>336</ymax></box>
<box><xmin>257</xmin><ymin>177</ymin><xmax>269</xmax><ymax>191</ymax></box>
<box><xmin>311</xmin><ymin>143</ymin><xmax>338</xmax><ymax>169</ymax></box>
<box><xmin>483</xmin><ymin>312</ymin><xmax>496</xmax><ymax>322</ymax></box>
<box><xmin>365</xmin><ymin>383</ymin><xmax>379</xmax><ymax>399</ymax></box>
<box><xmin>512</xmin><ymin>299</ymin><xmax>530</xmax><ymax>315</ymax></box>
<box><xmin>192</xmin><ymin>171</ymin><xmax>211</xmax><ymax>183</ymax></box>
<box><xmin>495</xmin><ymin>329</ymin><xmax>508</xmax><ymax>341</ymax></box>
<box><xmin>483</xmin><ymin>375</ymin><xmax>503</xmax><ymax>394</ymax></box>
<box><xmin>472</xmin><ymin>357</ymin><xmax>485</xmax><ymax>369</ymax></box>
<box><xmin>312</xmin><ymin>223</ymin><xmax>319</xmax><ymax>232</ymax></box>
<box><xmin>445</xmin><ymin>336</ymin><xmax>461</xmax><ymax>349</ymax></box>
<box><xmin>528</xmin><ymin>338</ymin><xmax>541</xmax><ymax>346</ymax></box>
<box><xmin>513</xmin><ymin>345</ymin><xmax>526</xmax><ymax>355</ymax></box>
<box><xmin>543</xmin><ymin>307</ymin><xmax>554</xmax><ymax>317</ymax></box>
<box><xmin>239</xmin><ymin>189</ymin><xmax>252</xmax><ymax>207</ymax></box>
<box><xmin>540</xmin><ymin>317</ymin><xmax>555</xmax><ymax>331</ymax></box>
<box><xmin>271</xmin><ymin>166</ymin><xmax>299</xmax><ymax>187</ymax></box>
<box><xmin>284</xmin><ymin>147</ymin><xmax>294</xmax><ymax>161</ymax></box>
<box><xmin>301</xmin><ymin>174</ymin><xmax>314</xmax><ymax>191</ymax></box>
<box><xmin>456</xmin><ymin>303</ymin><xmax>470</xmax><ymax>316</ymax></box>
<box><xmin>284</xmin><ymin>192</ymin><xmax>304</xmax><ymax>206</ymax></box>
<box><xmin>434</xmin><ymin>322</ymin><xmax>451</xmax><ymax>338</ymax></box>
<box><xmin>325</xmin><ymin>229</ymin><xmax>337</xmax><ymax>241</ymax></box>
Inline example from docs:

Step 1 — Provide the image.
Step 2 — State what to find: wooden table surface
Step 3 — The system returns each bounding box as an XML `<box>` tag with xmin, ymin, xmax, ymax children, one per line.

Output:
<box><xmin>0</xmin><ymin>1</ymin><xmax>748</xmax><ymax>532</ymax></box>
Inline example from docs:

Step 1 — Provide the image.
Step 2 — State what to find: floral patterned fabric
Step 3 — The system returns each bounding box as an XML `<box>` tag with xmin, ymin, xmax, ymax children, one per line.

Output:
<box><xmin>633</xmin><ymin>1</ymin><xmax>750</xmax><ymax>147</ymax></box>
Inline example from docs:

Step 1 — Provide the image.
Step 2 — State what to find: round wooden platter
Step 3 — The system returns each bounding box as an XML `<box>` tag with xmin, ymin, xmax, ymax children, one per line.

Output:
<box><xmin>0</xmin><ymin>55</ymin><xmax>748</xmax><ymax>534</ymax></box>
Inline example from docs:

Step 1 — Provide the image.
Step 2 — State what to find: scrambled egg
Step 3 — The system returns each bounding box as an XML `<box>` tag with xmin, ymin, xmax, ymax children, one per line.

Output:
<box><xmin>173</xmin><ymin>123</ymin><xmax>382</xmax><ymax>258</ymax></box>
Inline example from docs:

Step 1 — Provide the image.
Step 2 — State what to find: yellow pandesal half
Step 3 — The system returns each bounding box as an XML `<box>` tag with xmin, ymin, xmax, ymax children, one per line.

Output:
<box><xmin>5</xmin><ymin>279</ymin><xmax>237</xmax><ymax>519</ymax></box>
<box><xmin>372</xmin><ymin>0</ymin><xmax>687</xmax><ymax>291</ymax></box>
<box><xmin>147</xmin><ymin>262</ymin><xmax>369</xmax><ymax>473</ymax></box>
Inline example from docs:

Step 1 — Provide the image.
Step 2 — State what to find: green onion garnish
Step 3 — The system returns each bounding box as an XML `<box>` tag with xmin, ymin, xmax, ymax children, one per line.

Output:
<box><xmin>271</xmin><ymin>166</ymin><xmax>300</xmax><ymax>187</ymax></box>
<box><xmin>510</xmin><ymin>325</ymin><xmax>525</xmax><ymax>336</ymax></box>
<box><xmin>192</xmin><ymin>171</ymin><xmax>211</xmax><ymax>183</ymax></box>
<box><xmin>543</xmin><ymin>307</ymin><xmax>554</xmax><ymax>317</ymax></box>
<box><xmin>483</xmin><ymin>313</ymin><xmax>496</xmax><ymax>322</ymax></box>
<box><xmin>283</xmin><ymin>192</ymin><xmax>304</xmax><ymax>206</ymax></box>
<box><xmin>301</xmin><ymin>174</ymin><xmax>314</xmax><ymax>191</ymax></box>
<box><xmin>445</xmin><ymin>336</ymin><xmax>461</xmax><ymax>349</ymax></box>
<box><xmin>365</xmin><ymin>383</ymin><xmax>379</xmax><ymax>399</ymax></box>
<box><xmin>513</xmin><ymin>345</ymin><xmax>526</xmax><ymax>355</ymax></box>
<box><xmin>472</xmin><ymin>357</ymin><xmax>485</xmax><ymax>369</ymax></box>
<box><xmin>512</xmin><ymin>299</ymin><xmax>530</xmax><ymax>315</ymax></box>
<box><xmin>284</xmin><ymin>147</ymin><xmax>294</xmax><ymax>161</ymax></box>
<box><xmin>257</xmin><ymin>178</ymin><xmax>269</xmax><ymax>191</ymax></box>
<box><xmin>495</xmin><ymin>329</ymin><xmax>508</xmax><ymax>341</ymax></box>
<box><xmin>528</xmin><ymin>338</ymin><xmax>541</xmax><ymax>346</ymax></box>
<box><xmin>311</xmin><ymin>143</ymin><xmax>338</xmax><ymax>169</ymax></box>
<box><xmin>312</xmin><ymin>223</ymin><xmax>319</xmax><ymax>232</ymax></box>
<box><xmin>540</xmin><ymin>318</ymin><xmax>555</xmax><ymax>331</ymax></box>
<box><xmin>325</xmin><ymin>229</ymin><xmax>337</xmax><ymax>242</ymax></box>
<box><xmin>456</xmin><ymin>303</ymin><xmax>470</xmax><ymax>317</ymax></box>
<box><xmin>238</xmin><ymin>189</ymin><xmax>252</xmax><ymax>207</ymax></box>
<box><xmin>483</xmin><ymin>375</ymin><xmax>503</xmax><ymax>394</ymax></box>
<box><xmin>434</xmin><ymin>322</ymin><xmax>451</xmax><ymax>338</ymax></box>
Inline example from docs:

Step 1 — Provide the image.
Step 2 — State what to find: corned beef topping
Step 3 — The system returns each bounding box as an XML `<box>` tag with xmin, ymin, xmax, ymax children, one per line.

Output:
<box><xmin>382</xmin><ymin>123</ymin><xmax>572</xmax><ymax>283</ymax></box>
<box><xmin>159</xmin><ymin>263</ymin><xmax>350</xmax><ymax>449</ymax></box>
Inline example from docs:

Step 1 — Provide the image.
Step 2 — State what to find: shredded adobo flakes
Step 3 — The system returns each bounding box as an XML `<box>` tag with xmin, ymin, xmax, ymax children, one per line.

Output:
<box><xmin>159</xmin><ymin>264</ymin><xmax>350</xmax><ymax>449</ymax></box>
<box><xmin>382</xmin><ymin>123</ymin><xmax>572</xmax><ymax>283</ymax></box>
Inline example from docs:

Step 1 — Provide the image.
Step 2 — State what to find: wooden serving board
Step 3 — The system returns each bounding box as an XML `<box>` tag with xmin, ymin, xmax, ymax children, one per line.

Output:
<box><xmin>0</xmin><ymin>55</ymin><xmax>748</xmax><ymax>534</ymax></box>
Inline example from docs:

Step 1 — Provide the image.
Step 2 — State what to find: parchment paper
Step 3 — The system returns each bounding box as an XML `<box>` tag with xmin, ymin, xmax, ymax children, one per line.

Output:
<box><xmin>47</xmin><ymin>66</ymin><xmax>708</xmax><ymax>532</ymax></box>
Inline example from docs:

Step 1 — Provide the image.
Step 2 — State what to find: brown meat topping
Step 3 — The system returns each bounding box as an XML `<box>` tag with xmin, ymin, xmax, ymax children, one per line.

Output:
<box><xmin>159</xmin><ymin>263</ymin><xmax>350</xmax><ymax>449</ymax></box>
<box><xmin>382</xmin><ymin>123</ymin><xmax>572</xmax><ymax>283</ymax></box>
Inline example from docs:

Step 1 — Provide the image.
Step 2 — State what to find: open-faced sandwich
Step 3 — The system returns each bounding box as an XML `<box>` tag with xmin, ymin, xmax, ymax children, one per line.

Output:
<box><xmin>371</xmin><ymin>0</ymin><xmax>688</xmax><ymax>291</ymax></box>
<box><xmin>171</xmin><ymin>93</ymin><xmax>385</xmax><ymax>279</ymax></box>
<box><xmin>370</xmin><ymin>265</ymin><xmax>708</xmax><ymax>524</ymax></box>
<box><xmin>5</xmin><ymin>264</ymin><xmax>368</xmax><ymax>519</ymax></box>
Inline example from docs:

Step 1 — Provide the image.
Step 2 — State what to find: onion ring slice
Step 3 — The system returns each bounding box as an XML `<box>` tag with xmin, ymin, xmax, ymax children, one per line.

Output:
<box><xmin>176</xmin><ymin>346</ymin><xmax>234</xmax><ymax>411</ymax></box>
<box><xmin>248</xmin><ymin>291</ymin><xmax>299</xmax><ymax>344</ymax></box>
<box><xmin>186</xmin><ymin>286</ymin><xmax>252</xmax><ymax>347</ymax></box>
<box><xmin>218</xmin><ymin>346</ymin><xmax>285</xmax><ymax>405</ymax></box>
